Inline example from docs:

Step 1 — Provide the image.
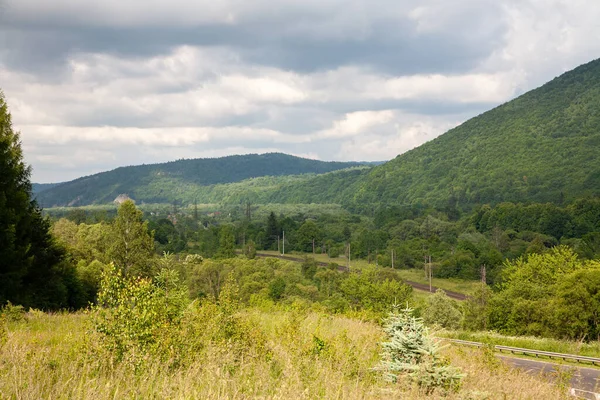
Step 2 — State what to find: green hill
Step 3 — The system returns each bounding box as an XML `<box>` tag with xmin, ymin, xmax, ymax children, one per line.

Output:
<box><xmin>38</xmin><ymin>58</ymin><xmax>600</xmax><ymax>210</ymax></box>
<box><xmin>269</xmin><ymin>58</ymin><xmax>600</xmax><ymax>209</ymax></box>
<box><xmin>32</xmin><ymin>183</ymin><xmax>61</xmax><ymax>195</ymax></box>
<box><xmin>37</xmin><ymin>153</ymin><xmax>366</xmax><ymax>207</ymax></box>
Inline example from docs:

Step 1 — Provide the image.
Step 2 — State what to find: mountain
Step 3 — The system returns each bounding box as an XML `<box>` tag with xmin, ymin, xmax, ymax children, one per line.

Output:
<box><xmin>37</xmin><ymin>153</ymin><xmax>367</xmax><ymax>207</ymax></box>
<box><xmin>32</xmin><ymin>183</ymin><xmax>61</xmax><ymax>195</ymax></box>
<box><xmin>269</xmin><ymin>58</ymin><xmax>600</xmax><ymax>209</ymax></box>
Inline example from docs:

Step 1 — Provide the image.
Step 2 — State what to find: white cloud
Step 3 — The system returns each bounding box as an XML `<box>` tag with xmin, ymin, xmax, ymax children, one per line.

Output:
<box><xmin>314</xmin><ymin>110</ymin><xmax>396</xmax><ymax>140</ymax></box>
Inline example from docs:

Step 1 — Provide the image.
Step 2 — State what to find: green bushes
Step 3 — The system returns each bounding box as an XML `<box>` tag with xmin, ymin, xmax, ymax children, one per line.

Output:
<box><xmin>422</xmin><ymin>289</ymin><xmax>462</xmax><ymax>330</ymax></box>
<box><xmin>186</xmin><ymin>257</ymin><xmax>413</xmax><ymax>315</ymax></box>
<box><xmin>472</xmin><ymin>246</ymin><xmax>600</xmax><ymax>340</ymax></box>
<box><xmin>92</xmin><ymin>264</ymin><xmax>187</xmax><ymax>365</ymax></box>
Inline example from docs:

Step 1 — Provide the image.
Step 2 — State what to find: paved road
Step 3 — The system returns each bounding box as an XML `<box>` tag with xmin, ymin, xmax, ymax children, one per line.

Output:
<box><xmin>498</xmin><ymin>355</ymin><xmax>600</xmax><ymax>398</ymax></box>
<box><xmin>252</xmin><ymin>252</ymin><xmax>467</xmax><ymax>300</ymax></box>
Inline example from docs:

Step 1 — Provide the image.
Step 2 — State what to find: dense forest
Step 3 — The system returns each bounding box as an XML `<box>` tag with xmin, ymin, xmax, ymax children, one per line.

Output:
<box><xmin>267</xmin><ymin>58</ymin><xmax>600</xmax><ymax>210</ymax></box>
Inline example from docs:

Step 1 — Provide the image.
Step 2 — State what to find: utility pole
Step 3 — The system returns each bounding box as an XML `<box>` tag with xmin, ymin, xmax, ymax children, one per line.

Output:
<box><xmin>277</xmin><ymin>236</ymin><xmax>280</xmax><ymax>253</ymax></box>
<box><xmin>346</xmin><ymin>243</ymin><xmax>351</xmax><ymax>271</ymax></box>
<box><xmin>481</xmin><ymin>264</ymin><xmax>487</xmax><ymax>284</ymax></box>
<box><xmin>312</xmin><ymin>238</ymin><xmax>315</xmax><ymax>255</ymax></box>
<box><xmin>391</xmin><ymin>249</ymin><xmax>394</xmax><ymax>269</ymax></box>
<box><xmin>282</xmin><ymin>231</ymin><xmax>285</xmax><ymax>255</ymax></box>
<box><xmin>428</xmin><ymin>255</ymin><xmax>433</xmax><ymax>292</ymax></box>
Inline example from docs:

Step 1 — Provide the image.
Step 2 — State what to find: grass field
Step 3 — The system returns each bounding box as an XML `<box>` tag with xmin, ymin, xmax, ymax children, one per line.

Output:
<box><xmin>0</xmin><ymin>308</ymin><xmax>570</xmax><ymax>399</ymax></box>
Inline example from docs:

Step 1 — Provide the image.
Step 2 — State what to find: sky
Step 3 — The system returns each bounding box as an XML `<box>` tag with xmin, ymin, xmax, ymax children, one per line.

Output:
<box><xmin>1</xmin><ymin>0</ymin><xmax>599</xmax><ymax>183</ymax></box>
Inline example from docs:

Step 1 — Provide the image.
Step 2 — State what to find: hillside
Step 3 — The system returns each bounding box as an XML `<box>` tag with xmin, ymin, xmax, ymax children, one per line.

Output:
<box><xmin>270</xmin><ymin>58</ymin><xmax>600</xmax><ymax>209</ymax></box>
<box><xmin>32</xmin><ymin>183</ymin><xmax>61</xmax><ymax>195</ymax></box>
<box><xmin>37</xmin><ymin>153</ymin><xmax>366</xmax><ymax>207</ymax></box>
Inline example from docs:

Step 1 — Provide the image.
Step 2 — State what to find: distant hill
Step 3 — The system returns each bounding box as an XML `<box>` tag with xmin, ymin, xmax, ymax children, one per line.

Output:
<box><xmin>268</xmin><ymin>58</ymin><xmax>600</xmax><ymax>209</ymax></box>
<box><xmin>37</xmin><ymin>153</ymin><xmax>367</xmax><ymax>207</ymax></box>
<box><xmin>32</xmin><ymin>183</ymin><xmax>61</xmax><ymax>195</ymax></box>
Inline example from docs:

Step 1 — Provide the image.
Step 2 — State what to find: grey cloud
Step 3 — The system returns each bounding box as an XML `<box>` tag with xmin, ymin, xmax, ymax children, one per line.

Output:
<box><xmin>1</xmin><ymin>0</ymin><xmax>508</xmax><ymax>76</ymax></box>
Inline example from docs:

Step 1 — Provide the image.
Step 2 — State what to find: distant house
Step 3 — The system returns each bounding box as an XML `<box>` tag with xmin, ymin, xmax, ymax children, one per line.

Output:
<box><xmin>114</xmin><ymin>194</ymin><xmax>134</xmax><ymax>205</ymax></box>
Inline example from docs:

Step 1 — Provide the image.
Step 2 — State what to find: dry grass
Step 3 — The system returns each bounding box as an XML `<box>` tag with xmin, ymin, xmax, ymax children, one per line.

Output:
<box><xmin>0</xmin><ymin>309</ymin><xmax>569</xmax><ymax>399</ymax></box>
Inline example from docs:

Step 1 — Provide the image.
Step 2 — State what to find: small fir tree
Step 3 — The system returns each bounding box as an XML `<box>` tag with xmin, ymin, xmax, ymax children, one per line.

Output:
<box><xmin>378</xmin><ymin>305</ymin><xmax>463</xmax><ymax>394</ymax></box>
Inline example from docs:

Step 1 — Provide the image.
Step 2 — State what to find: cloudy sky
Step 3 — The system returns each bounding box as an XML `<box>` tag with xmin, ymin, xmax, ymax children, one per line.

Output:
<box><xmin>1</xmin><ymin>0</ymin><xmax>599</xmax><ymax>183</ymax></box>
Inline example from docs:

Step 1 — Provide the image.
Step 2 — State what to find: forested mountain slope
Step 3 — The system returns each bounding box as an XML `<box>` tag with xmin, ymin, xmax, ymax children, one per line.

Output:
<box><xmin>37</xmin><ymin>153</ymin><xmax>366</xmax><ymax>206</ymax></box>
<box><xmin>271</xmin><ymin>58</ymin><xmax>600</xmax><ymax>209</ymax></box>
<box><xmin>32</xmin><ymin>183</ymin><xmax>60</xmax><ymax>195</ymax></box>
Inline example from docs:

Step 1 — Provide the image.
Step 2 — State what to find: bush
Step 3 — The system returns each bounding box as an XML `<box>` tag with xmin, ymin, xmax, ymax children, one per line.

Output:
<box><xmin>1</xmin><ymin>302</ymin><xmax>25</xmax><ymax>323</ymax></box>
<box><xmin>91</xmin><ymin>264</ymin><xmax>187</xmax><ymax>366</ymax></box>
<box><xmin>422</xmin><ymin>289</ymin><xmax>462</xmax><ymax>329</ymax></box>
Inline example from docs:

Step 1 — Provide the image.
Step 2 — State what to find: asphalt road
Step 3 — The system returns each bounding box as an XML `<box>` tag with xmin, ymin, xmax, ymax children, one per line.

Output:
<box><xmin>499</xmin><ymin>355</ymin><xmax>600</xmax><ymax>398</ymax></box>
<box><xmin>253</xmin><ymin>252</ymin><xmax>467</xmax><ymax>300</ymax></box>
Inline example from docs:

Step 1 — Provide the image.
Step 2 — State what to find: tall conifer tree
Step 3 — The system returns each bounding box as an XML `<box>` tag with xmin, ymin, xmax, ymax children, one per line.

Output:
<box><xmin>0</xmin><ymin>92</ymin><xmax>75</xmax><ymax>309</ymax></box>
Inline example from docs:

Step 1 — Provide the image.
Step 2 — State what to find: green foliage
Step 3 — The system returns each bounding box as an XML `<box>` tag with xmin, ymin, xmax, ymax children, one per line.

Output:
<box><xmin>378</xmin><ymin>306</ymin><xmax>463</xmax><ymax>393</ymax></box>
<box><xmin>295</xmin><ymin>220</ymin><xmax>323</xmax><ymax>253</ymax></box>
<box><xmin>216</xmin><ymin>224</ymin><xmax>236</xmax><ymax>259</ymax></box>
<box><xmin>488</xmin><ymin>246</ymin><xmax>600</xmax><ymax>339</ymax></box>
<box><xmin>108</xmin><ymin>200</ymin><xmax>155</xmax><ymax>277</ymax></box>
<box><xmin>0</xmin><ymin>92</ymin><xmax>79</xmax><ymax>310</ymax></box>
<box><xmin>242</xmin><ymin>239</ymin><xmax>257</xmax><ymax>259</ymax></box>
<box><xmin>37</xmin><ymin>153</ymin><xmax>366</xmax><ymax>206</ymax></box>
<box><xmin>340</xmin><ymin>267</ymin><xmax>412</xmax><ymax>313</ymax></box>
<box><xmin>300</xmin><ymin>257</ymin><xmax>318</xmax><ymax>280</ymax></box>
<box><xmin>1</xmin><ymin>302</ymin><xmax>25</xmax><ymax>323</ymax></box>
<box><xmin>92</xmin><ymin>264</ymin><xmax>187</xmax><ymax>364</ymax></box>
<box><xmin>422</xmin><ymin>289</ymin><xmax>462</xmax><ymax>330</ymax></box>
<box><xmin>462</xmin><ymin>284</ymin><xmax>493</xmax><ymax>331</ymax></box>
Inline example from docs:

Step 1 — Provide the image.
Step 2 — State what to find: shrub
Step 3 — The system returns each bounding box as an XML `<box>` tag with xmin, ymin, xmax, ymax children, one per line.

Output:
<box><xmin>422</xmin><ymin>289</ymin><xmax>462</xmax><ymax>329</ymax></box>
<box><xmin>1</xmin><ymin>302</ymin><xmax>25</xmax><ymax>322</ymax></box>
<box><xmin>91</xmin><ymin>263</ymin><xmax>187</xmax><ymax>366</ymax></box>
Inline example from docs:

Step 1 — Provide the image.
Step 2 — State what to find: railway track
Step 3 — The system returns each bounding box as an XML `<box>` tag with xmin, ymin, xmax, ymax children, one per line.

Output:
<box><xmin>252</xmin><ymin>252</ymin><xmax>467</xmax><ymax>301</ymax></box>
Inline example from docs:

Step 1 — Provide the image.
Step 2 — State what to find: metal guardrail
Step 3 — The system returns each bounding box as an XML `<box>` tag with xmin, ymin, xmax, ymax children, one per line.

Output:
<box><xmin>441</xmin><ymin>338</ymin><xmax>600</xmax><ymax>366</ymax></box>
<box><xmin>570</xmin><ymin>388</ymin><xmax>600</xmax><ymax>400</ymax></box>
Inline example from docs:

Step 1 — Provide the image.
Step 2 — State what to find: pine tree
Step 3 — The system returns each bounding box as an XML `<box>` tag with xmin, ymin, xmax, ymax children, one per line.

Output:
<box><xmin>265</xmin><ymin>211</ymin><xmax>279</xmax><ymax>250</ymax></box>
<box><xmin>378</xmin><ymin>306</ymin><xmax>464</xmax><ymax>393</ymax></box>
<box><xmin>0</xmin><ymin>91</ymin><xmax>77</xmax><ymax>309</ymax></box>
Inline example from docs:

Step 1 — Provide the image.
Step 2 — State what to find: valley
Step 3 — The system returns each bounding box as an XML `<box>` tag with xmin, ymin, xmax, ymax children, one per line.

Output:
<box><xmin>3</xmin><ymin>57</ymin><xmax>600</xmax><ymax>398</ymax></box>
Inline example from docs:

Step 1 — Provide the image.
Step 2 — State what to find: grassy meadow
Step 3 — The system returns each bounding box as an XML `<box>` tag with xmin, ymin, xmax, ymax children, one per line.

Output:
<box><xmin>0</xmin><ymin>308</ymin><xmax>570</xmax><ymax>400</ymax></box>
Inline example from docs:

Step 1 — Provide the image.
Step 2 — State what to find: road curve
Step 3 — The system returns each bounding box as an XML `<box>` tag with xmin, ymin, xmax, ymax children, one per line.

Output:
<box><xmin>498</xmin><ymin>355</ymin><xmax>600</xmax><ymax>397</ymax></box>
<box><xmin>252</xmin><ymin>252</ymin><xmax>467</xmax><ymax>301</ymax></box>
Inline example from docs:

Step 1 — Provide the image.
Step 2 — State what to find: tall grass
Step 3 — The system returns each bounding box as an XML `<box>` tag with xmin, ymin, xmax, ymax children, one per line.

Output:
<box><xmin>0</xmin><ymin>308</ymin><xmax>570</xmax><ymax>399</ymax></box>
